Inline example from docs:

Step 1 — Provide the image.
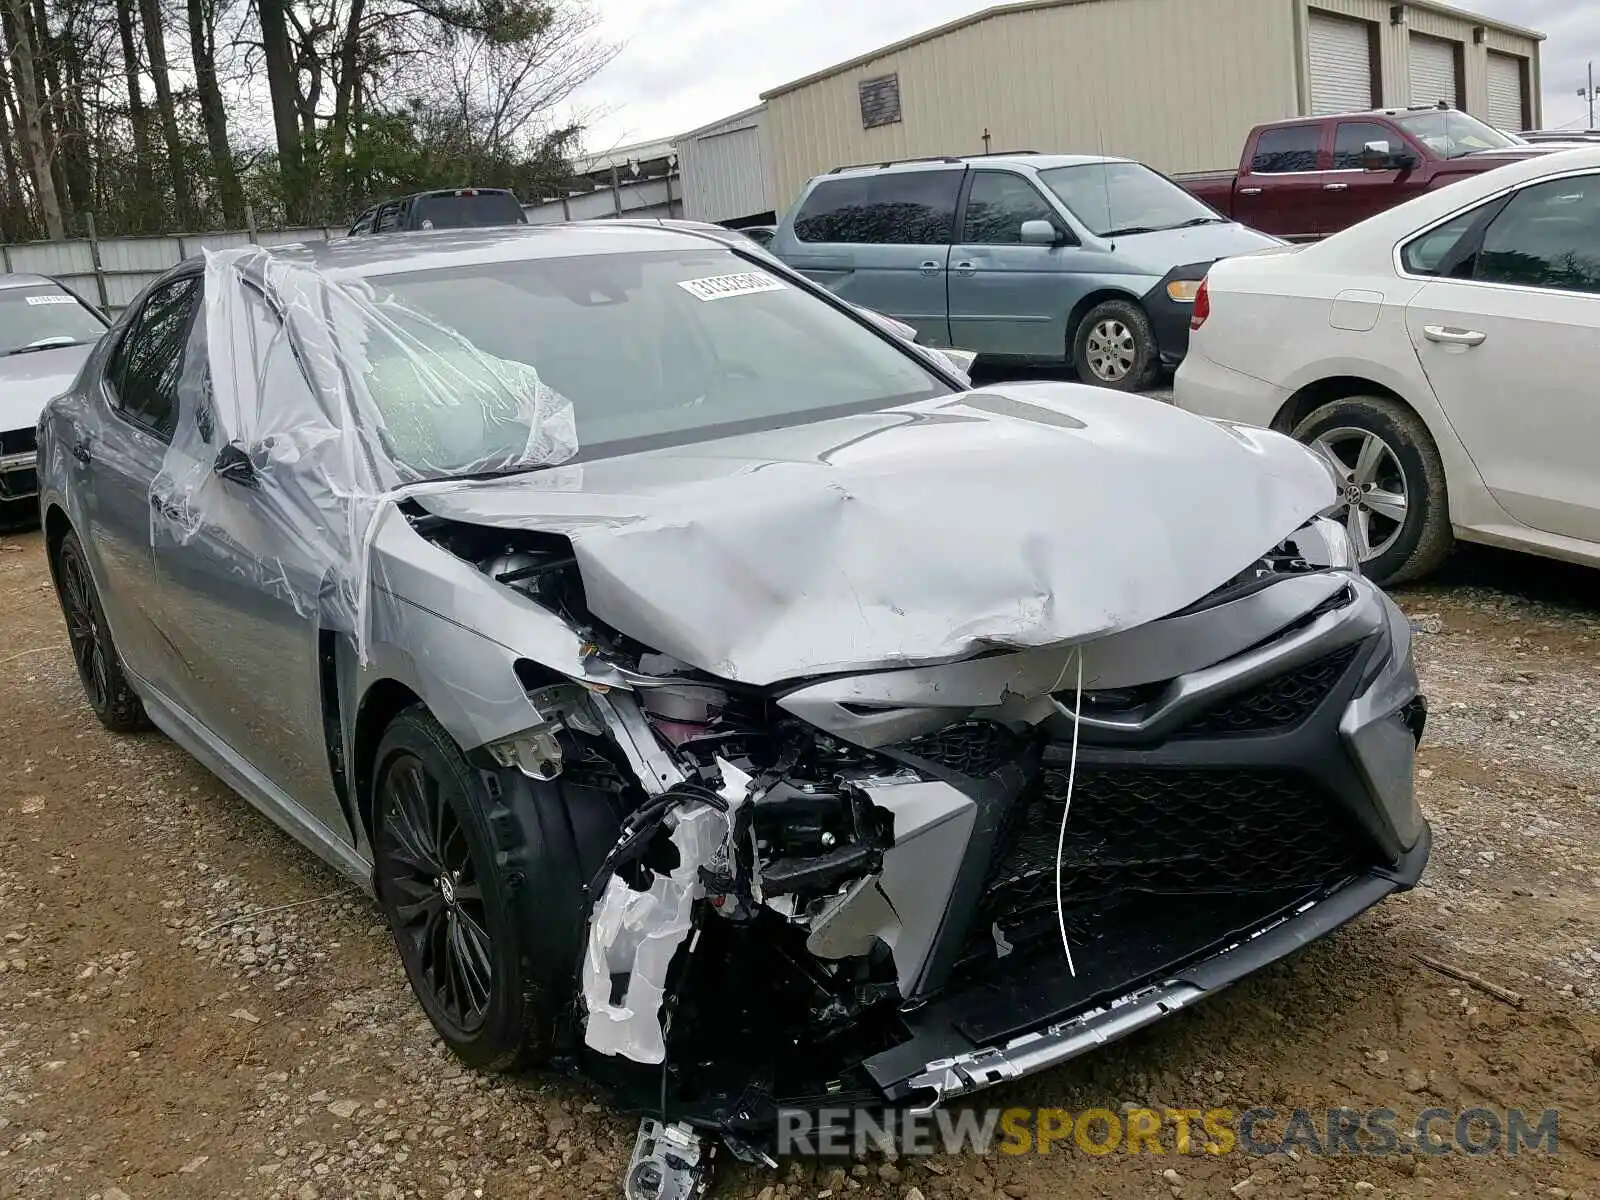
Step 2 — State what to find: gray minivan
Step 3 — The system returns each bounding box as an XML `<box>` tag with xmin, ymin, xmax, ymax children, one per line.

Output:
<box><xmin>770</xmin><ymin>153</ymin><xmax>1279</xmax><ymax>390</ymax></box>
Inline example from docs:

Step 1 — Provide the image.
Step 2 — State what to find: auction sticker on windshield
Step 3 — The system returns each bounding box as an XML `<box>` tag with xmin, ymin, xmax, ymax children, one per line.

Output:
<box><xmin>24</xmin><ymin>294</ymin><xmax>77</xmax><ymax>305</ymax></box>
<box><xmin>677</xmin><ymin>272</ymin><xmax>787</xmax><ymax>301</ymax></box>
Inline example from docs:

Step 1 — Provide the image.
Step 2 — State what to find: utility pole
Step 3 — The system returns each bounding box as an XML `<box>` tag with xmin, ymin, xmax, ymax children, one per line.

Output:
<box><xmin>1579</xmin><ymin>61</ymin><xmax>1597</xmax><ymax>130</ymax></box>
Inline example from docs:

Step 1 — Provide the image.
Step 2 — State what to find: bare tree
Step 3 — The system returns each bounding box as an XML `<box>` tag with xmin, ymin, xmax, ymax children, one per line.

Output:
<box><xmin>2</xmin><ymin>0</ymin><xmax>63</xmax><ymax>237</ymax></box>
<box><xmin>112</xmin><ymin>0</ymin><xmax>154</xmax><ymax>229</ymax></box>
<box><xmin>187</xmin><ymin>0</ymin><xmax>244</xmax><ymax>225</ymax></box>
<box><xmin>136</xmin><ymin>0</ymin><xmax>195</xmax><ymax>225</ymax></box>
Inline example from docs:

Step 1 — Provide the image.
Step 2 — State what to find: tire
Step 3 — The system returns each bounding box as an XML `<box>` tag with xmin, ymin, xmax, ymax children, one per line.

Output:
<box><xmin>50</xmin><ymin>529</ymin><xmax>150</xmax><ymax>733</ymax></box>
<box><xmin>1072</xmin><ymin>298</ymin><xmax>1160</xmax><ymax>391</ymax></box>
<box><xmin>372</xmin><ymin>705</ymin><xmax>571</xmax><ymax>1071</ymax></box>
<box><xmin>1292</xmin><ymin>395</ymin><xmax>1452</xmax><ymax>586</ymax></box>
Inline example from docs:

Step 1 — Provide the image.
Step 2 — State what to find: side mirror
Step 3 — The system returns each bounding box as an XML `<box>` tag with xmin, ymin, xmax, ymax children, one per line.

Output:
<box><xmin>1360</xmin><ymin>140</ymin><xmax>1392</xmax><ymax>171</ymax></box>
<box><xmin>1019</xmin><ymin>219</ymin><xmax>1060</xmax><ymax>245</ymax></box>
<box><xmin>213</xmin><ymin>442</ymin><xmax>259</xmax><ymax>489</ymax></box>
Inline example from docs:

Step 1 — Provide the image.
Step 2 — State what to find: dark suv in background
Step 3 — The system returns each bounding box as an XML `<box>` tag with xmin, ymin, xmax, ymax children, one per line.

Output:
<box><xmin>348</xmin><ymin>188</ymin><xmax>528</xmax><ymax>235</ymax></box>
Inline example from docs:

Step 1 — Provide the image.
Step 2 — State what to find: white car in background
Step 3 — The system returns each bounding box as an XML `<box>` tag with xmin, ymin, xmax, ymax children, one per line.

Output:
<box><xmin>1175</xmin><ymin>147</ymin><xmax>1600</xmax><ymax>585</ymax></box>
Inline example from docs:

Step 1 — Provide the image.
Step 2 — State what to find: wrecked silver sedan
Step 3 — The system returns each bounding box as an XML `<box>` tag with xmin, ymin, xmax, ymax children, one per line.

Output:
<box><xmin>38</xmin><ymin>224</ymin><xmax>1428</xmax><ymax>1180</ymax></box>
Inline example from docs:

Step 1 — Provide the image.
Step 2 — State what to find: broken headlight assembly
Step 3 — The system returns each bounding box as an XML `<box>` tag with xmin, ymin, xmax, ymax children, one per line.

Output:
<box><xmin>1288</xmin><ymin>515</ymin><xmax>1360</xmax><ymax>574</ymax></box>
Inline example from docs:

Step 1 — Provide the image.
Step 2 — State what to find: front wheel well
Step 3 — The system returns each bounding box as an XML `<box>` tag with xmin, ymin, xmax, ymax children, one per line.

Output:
<box><xmin>43</xmin><ymin>504</ymin><xmax>72</xmax><ymax>559</ymax></box>
<box><xmin>1064</xmin><ymin>289</ymin><xmax>1144</xmax><ymax>357</ymax></box>
<box><xmin>352</xmin><ymin>679</ymin><xmax>424</xmax><ymax>843</ymax></box>
<box><xmin>1271</xmin><ymin>377</ymin><xmax>1411</xmax><ymax>436</ymax></box>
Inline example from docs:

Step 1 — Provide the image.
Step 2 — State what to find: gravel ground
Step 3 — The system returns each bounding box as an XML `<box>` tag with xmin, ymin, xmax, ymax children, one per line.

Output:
<box><xmin>1</xmin><ymin>527</ymin><xmax>1597</xmax><ymax>1200</ymax></box>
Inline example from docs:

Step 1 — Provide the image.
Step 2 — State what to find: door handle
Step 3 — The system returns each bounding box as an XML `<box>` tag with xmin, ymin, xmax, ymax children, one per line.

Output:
<box><xmin>1422</xmin><ymin>325</ymin><xmax>1486</xmax><ymax>347</ymax></box>
<box><xmin>953</xmin><ymin>260</ymin><xmax>977</xmax><ymax>277</ymax></box>
<box><xmin>919</xmin><ymin>260</ymin><xmax>944</xmax><ymax>276</ymax></box>
<box><xmin>1239</xmin><ymin>187</ymin><xmax>1263</xmax><ymax>196</ymax></box>
<box><xmin>1323</xmin><ymin>182</ymin><xmax>1349</xmax><ymax>191</ymax></box>
<box><xmin>70</xmin><ymin>440</ymin><xmax>91</xmax><ymax>464</ymax></box>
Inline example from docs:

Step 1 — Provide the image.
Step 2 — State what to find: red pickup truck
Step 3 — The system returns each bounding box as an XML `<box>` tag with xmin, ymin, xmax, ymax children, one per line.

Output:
<box><xmin>1178</xmin><ymin>108</ymin><xmax>1560</xmax><ymax>241</ymax></box>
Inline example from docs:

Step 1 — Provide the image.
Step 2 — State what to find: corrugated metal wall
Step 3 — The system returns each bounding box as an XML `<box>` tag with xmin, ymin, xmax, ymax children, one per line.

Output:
<box><xmin>522</xmin><ymin>178</ymin><xmax>682</xmax><ymax>224</ymax></box>
<box><xmin>1302</xmin><ymin>0</ymin><xmax>1539</xmax><ymax>121</ymax></box>
<box><xmin>678</xmin><ymin>105</ymin><xmax>775</xmax><ymax>223</ymax></box>
<box><xmin>0</xmin><ymin>227</ymin><xmax>343</xmax><ymax>312</ymax></box>
<box><xmin>763</xmin><ymin>0</ymin><xmax>1299</xmax><ymax>211</ymax></box>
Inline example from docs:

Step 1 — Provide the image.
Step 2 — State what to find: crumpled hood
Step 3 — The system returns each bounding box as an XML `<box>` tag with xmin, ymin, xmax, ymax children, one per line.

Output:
<box><xmin>413</xmin><ymin>383</ymin><xmax>1334</xmax><ymax>685</ymax></box>
<box><xmin>0</xmin><ymin>345</ymin><xmax>90</xmax><ymax>433</ymax></box>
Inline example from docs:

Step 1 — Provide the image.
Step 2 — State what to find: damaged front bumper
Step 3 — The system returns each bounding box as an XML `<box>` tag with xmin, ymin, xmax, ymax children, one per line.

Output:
<box><xmin>896</xmin><ymin>823</ymin><xmax>1429</xmax><ymax>1108</ymax></box>
<box><xmin>568</xmin><ymin>567</ymin><xmax>1428</xmax><ymax>1144</ymax></box>
<box><xmin>796</xmin><ymin>572</ymin><xmax>1430</xmax><ymax>1110</ymax></box>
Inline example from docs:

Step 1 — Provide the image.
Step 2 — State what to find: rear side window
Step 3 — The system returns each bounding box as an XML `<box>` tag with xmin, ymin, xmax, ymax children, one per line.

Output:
<box><xmin>408</xmin><ymin>192</ymin><xmax>527</xmax><ymax>230</ymax></box>
<box><xmin>375</xmin><ymin>202</ymin><xmax>405</xmax><ymax>233</ymax></box>
<box><xmin>1332</xmin><ymin>122</ymin><xmax>1394</xmax><ymax>169</ymax></box>
<box><xmin>1251</xmin><ymin>126</ymin><xmax>1320</xmax><ymax>173</ymax></box>
<box><xmin>106</xmin><ymin>276</ymin><xmax>200</xmax><ymax>440</ymax></box>
<box><xmin>793</xmin><ymin>171</ymin><xmax>961</xmax><ymax>244</ymax></box>
<box><xmin>1474</xmin><ymin>175</ymin><xmax>1600</xmax><ymax>293</ymax></box>
<box><xmin>1400</xmin><ymin>210</ymin><xmax>1481</xmax><ymax>276</ymax></box>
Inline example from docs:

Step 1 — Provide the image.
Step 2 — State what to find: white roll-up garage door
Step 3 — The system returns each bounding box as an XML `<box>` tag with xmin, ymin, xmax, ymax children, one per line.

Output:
<box><xmin>1408</xmin><ymin>34</ymin><xmax>1460</xmax><ymax>109</ymax></box>
<box><xmin>1309</xmin><ymin>11</ymin><xmax>1375</xmax><ymax>115</ymax></box>
<box><xmin>1486</xmin><ymin>52</ymin><xmax>1527</xmax><ymax>130</ymax></box>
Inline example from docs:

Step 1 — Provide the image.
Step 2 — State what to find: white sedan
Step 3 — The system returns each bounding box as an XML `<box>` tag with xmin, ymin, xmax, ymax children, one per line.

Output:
<box><xmin>1175</xmin><ymin>147</ymin><xmax>1600</xmax><ymax>584</ymax></box>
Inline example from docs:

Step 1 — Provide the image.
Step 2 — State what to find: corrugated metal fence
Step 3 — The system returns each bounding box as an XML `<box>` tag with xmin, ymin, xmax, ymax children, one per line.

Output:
<box><xmin>0</xmin><ymin>220</ymin><xmax>345</xmax><ymax>312</ymax></box>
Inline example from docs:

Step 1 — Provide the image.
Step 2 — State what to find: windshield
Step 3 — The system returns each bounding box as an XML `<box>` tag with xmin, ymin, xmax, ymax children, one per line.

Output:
<box><xmin>409</xmin><ymin>192</ymin><xmax>528</xmax><ymax>230</ymax></box>
<box><xmin>354</xmin><ymin>248</ymin><xmax>953</xmax><ymax>473</ymax></box>
<box><xmin>1038</xmin><ymin>162</ymin><xmax>1223</xmax><ymax>237</ymax></box>
<box><xmin>1393</xmin><ymin>110</ymin><xmax>1519</xmax><ymax>159</ymax></box>
<box><xmin>0</xmin><ymin>285</ymin><xmax>105</xmax><ymax>356</ymax></box>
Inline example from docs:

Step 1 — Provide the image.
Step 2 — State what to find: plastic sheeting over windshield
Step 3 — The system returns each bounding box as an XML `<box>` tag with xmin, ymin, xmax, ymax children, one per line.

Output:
<box><xmin>153</xmin><ymin>245</ymin><xmax>578</xmax><ymax>641</ymax></box>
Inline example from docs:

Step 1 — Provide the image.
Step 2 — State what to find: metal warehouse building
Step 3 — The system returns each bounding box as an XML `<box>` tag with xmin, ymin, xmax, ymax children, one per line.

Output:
<box><xmin>755</xmin><ymin>0</ymin><xmax>1543</xmax><ymax>210</ymax></box>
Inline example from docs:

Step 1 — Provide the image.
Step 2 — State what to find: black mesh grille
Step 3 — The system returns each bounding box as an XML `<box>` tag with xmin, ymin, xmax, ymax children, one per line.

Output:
<box><xmin>1181</xmin><ymin>645</ymin><xmax>1359</xmax><ymax>736</ymax></box>
<box><xmin>894</xmin><ymin>722</ymin><xmax>1026</xmax><ymax>778</ymax></box>
<box><xmin>0</xmin><ymin>427</ymin><xmax>36</xmax><ymax>457</ymax></box>
<box><xmin>979</xmin><ymin>766</ymin><xmax>1371</xmax><ymax>932</ymax></box>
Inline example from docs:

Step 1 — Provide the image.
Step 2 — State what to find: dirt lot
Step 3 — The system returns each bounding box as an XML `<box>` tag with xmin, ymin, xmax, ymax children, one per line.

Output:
<box><xmin>1</xmin><ymin>527</ymin><xmax>1597</xmax><ymax>1200</ymax></box>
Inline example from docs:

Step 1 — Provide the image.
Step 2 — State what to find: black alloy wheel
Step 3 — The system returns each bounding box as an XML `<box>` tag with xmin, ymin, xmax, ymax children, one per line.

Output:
<box><xmin>376</xmin><ymin>749</ymin><xmax>495</xmax><ymax>1036</ymax></box>
<box><xmin>58</xmin><ymin>539</ymin><xmax>110</xmax><ymax>710</ymax></box>
<box><xmin>51</xmin><ymin>529</ymin><xmax>149</xmax><ymax>732</ymax></box>
<box><xmin>371</xmin><ymin>705</ymin><xmax>558</xmax><ymax>1070</ymax></box>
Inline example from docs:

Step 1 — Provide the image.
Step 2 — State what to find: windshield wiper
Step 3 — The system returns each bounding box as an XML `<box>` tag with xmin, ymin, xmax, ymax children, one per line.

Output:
<box><xmin>3</xmin><ymin>339</ymin><xmax>87</xmax><ymax>357</ymax></box>
<box><xmin>1169</xmin><ymin>216</ymin><xmax>1228</xmax><ymax>228</ymax></box>
<box><xmin>1100</xmin><ymin>225</ymin><xmax>1158</xmax><ymax>238</ymax></box>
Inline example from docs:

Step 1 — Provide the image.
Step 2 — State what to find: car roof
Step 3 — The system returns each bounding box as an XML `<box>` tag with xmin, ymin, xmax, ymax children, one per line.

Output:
<box><xmin>0</xmin><ymin>272</ymin><xmax>64</xmax><ymax>291</ymax></box>
<box><xmin>250</xmin><ymin>222</ymin><xmax>743</xmax><ymax>279</ymax></box>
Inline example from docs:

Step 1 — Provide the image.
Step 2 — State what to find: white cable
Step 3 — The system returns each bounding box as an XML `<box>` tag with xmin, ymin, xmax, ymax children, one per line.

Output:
<box><xmin>1053</xmin><ymin>646</ymin><xmax>1084</xmax><ymax>978</ymax></box>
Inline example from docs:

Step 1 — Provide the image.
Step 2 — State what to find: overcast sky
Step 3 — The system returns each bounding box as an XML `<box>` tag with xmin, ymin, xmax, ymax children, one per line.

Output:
<box><xmin>571</xmin><ymin>0</ymin><xmax>1598</xmax><ymax>152</ymax></box>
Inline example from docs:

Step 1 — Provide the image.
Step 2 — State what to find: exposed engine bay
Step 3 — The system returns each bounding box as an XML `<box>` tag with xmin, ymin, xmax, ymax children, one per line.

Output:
<box><xmin>401</xmin><ymin>499</ymin><xmax>1430</xmax><ymax>1182</ymax></box>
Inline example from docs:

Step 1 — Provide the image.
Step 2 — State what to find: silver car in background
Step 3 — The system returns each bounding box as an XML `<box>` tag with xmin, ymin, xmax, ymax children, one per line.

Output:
<box><xmin>0</xmin><ymin>274</ymin><xmax>108</xmax><ymax>519</ymax></box>
<box><xmin>37</xmin><ymin>224</ymin><xmax>1428</xmax><ymax>1186</ymax></box>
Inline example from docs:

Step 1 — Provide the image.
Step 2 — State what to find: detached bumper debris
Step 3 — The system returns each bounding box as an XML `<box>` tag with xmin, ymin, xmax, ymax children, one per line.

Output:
<box><xmin>582</xmin><ymin>761</ymin><xmax>753</xmax><ymax>1063</ymax></box>
<box><xmin>624</xmin><ymin>1120</ymin><xmax>713</xmax><ymax>1200</ymax></box>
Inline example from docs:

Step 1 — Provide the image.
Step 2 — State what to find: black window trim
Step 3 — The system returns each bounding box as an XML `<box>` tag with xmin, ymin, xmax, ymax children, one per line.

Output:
<box><xmin>1395</xmin><ymin>168</ymin><xmax>1600</xmax><ymax>294</ymax></box>
<box><xmin>101</xmin><ymin>268</ymin><xmax>203</xmax><ymax>445</ymax></box>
